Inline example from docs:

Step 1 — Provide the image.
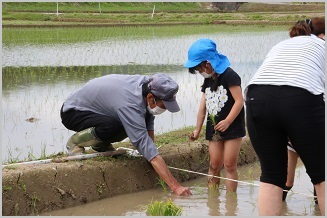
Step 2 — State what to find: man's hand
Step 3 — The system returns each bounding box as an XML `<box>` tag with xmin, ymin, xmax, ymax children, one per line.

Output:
<box><xmin>174</xmin><ymin>186</ymin><xmax>192</xmax><ymax>196</ymax></box>
<box><xmin>150</xmin><ymin>155</ymin><xmax>192</xmax><ymax>196</ymax></box>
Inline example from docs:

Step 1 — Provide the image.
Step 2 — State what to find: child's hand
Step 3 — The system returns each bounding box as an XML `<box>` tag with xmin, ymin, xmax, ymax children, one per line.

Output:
<box><xmin>215</xmin><ymin>119</ymin><xmax>231</xmax><ymax>132</ymax></box>
<box><xmin>189</xmin><ymin>130</ymin><xmax>199</xmax><ymax>141</ymax></box>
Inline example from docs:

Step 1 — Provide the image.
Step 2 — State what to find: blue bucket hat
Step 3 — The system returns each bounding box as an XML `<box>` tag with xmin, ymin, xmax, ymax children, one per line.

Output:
<box><xmin>184</xmin><ymin>38</ymin><xmax>230</xmax><ymax>74</ymax></box>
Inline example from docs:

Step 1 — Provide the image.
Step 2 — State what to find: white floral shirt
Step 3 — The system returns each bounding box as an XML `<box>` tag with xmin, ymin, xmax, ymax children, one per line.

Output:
<box><xmin>201</xmin><ymin>67</ymin><xmax>246</xmax><ymax>140</ymax></box>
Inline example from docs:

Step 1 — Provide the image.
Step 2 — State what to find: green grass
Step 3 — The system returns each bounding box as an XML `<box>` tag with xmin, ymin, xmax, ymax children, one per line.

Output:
<box><xmin>2</xmin><ymin>185</ymin><xmax>12</xmax><ymax>191</ymax></box>
<box><xmin>2</xmin><ymin>2</ymin><xmax>205</xmax><ymax>13</ymax></box>
<box><xmin>2</xmin><ymin>11</ymin><xmax>317</xmax><ymax>27</ymax></box>
<box><xmin>113</xmin><ymin>126</ymin><xmax>207</xmax><ymax>150</ymax></box>
<box><xmin>2</xmin><ymin>2</ymin><xmax>324</xmax><ymax>13</ymax></box>
<box><xmin>2</xmin><ymin>2</ymin><xmax>324</xmax><ymax>30</ymax></box>
<box><xmin>155</xmin><ymin>126</ymin><xmax>206</xmax><ymax>148</ymax></box>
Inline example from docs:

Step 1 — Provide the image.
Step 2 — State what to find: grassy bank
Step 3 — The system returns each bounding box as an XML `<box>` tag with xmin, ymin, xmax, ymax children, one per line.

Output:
<box><xmin>2</xmin><ymin>2</ymin><xmax>324</xmax><ymax>13</ymax></box>
<box><xmin>2</xmin><ymin>2</ymin><xmax>205</xmax><ymax>13</ymax></box>
<box><xmin>3</xmin><ymin>126</ymin><xmax>203</xmax><ymax>164</ymax></box>
<box><xmin>2</xmin><ymin>2</ymin><xmax>325</xmax><ymax>28</ymax></box>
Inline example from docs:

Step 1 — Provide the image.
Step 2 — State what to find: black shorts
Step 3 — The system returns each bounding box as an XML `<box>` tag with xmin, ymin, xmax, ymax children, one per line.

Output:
<box><xmin>246</xmin><ymin>85</ymin><xmax>325</xmax><ymax>188</ymax></box>
<box><xmin>60</xmin><ymin>105</ymin><xmax>127</xmax><ymax>142</ymax></box>
<box><xmin>205</xmin><ymin>115</ymin><xmax>245</xmax><ymax>141</ymax></box>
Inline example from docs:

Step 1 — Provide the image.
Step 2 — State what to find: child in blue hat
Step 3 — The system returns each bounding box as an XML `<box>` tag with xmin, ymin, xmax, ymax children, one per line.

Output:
<box><xmin>184</xmin><ymin>38</ymin><xmax>245</xmax><ymax>192</ymax></box>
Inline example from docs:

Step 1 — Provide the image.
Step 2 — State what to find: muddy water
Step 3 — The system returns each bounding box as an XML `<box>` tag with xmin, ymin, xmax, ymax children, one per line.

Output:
<box><xmin>40</xmin><ymin>161</ymin><xmax>320</xmax><ymax>216</ymax></box>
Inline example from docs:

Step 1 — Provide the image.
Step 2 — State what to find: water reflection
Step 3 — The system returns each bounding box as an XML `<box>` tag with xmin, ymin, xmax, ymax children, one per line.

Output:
<box><xmin>224</xmin><ymin>192</ymin><xmax>238</xmax><ymax>216</ymax></box>
<box><xmin>207</xmin><ymin>191</ymin><xmax>221</xmax><ymax>215</ymax></box>
<box><xmin>2</xmin><ymin>31</ymin><xmax>289</xmax><ymax>163</ymax></box>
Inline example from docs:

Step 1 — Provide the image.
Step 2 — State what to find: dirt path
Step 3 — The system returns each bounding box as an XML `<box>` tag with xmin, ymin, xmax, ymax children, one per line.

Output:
<box><xmin>0</xmin><ymin>20</ymin><xmax>299</xmax><ymax>28</ymax></box>
<box><xmin>2</xmin><ymin>137</ymin><xmax>257</xmax><ymax>216</ymax></box>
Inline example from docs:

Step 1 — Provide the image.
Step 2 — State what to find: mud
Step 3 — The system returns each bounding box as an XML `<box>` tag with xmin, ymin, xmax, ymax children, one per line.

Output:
<box><xmin>2</xmin><ymin>137</ymin><xmax>257</xmax><ymax>216</ymax></box>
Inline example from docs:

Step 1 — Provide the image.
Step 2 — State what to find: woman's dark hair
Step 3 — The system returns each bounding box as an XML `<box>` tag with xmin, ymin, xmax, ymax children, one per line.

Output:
<box><xmin>289</xmin><ymin>17</ymin><xmax>325</xmax><ymax>38</ymax></box>
<box><xmin>289</xmin><ymin>19</ymin><xmax>312</xmax><ymax>37</ymax></box>
<box><xmin>311</xmin><ymin>17</ymin><xmax>325</xmax><ymax>36</ymax></box>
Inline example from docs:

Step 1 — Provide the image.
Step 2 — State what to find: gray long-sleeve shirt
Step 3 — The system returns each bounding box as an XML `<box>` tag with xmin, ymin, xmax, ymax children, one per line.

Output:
<box><xmin>62</xmin><ymin>74</ymin><xmax>159</xmax><ymax>161</ymax></box>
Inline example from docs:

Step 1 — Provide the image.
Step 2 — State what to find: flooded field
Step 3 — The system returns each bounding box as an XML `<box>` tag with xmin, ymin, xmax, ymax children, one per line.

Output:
<box><xmin>2</xmin><ymin>25</ymin><xmax>322</xmax><ymax>216</ymax></box>
<box><xmin>2</xmin><ymin>28</ymin><xmax>288</xmax><ymax>163</ymax></box>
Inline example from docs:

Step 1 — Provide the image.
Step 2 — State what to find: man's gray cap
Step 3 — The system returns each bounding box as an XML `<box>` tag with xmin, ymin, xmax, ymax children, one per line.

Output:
<box><xmin>149</xmin><ymin>74</ymin><xmax>180</xmax><ymax>113</ymax></box>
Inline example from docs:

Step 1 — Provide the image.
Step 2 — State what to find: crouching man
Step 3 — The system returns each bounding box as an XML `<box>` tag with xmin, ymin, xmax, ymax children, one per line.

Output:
<box><xmin>60</xmin><ymin>73</ymin><xmax>192</xmax><ymax>196</ymax></box>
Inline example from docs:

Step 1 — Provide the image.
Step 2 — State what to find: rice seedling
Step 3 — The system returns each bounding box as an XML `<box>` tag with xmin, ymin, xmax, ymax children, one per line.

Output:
<box><xmin>156</xmin><ymin>178</ymin><xmax>167</xmax><ymax>192</ymax></box>
<box><xmin>39</xmin><ymin>143</ymin><xmax>48</xmax><ymax>160</ymax></box>
<box><xmin>146</xmin><ymin>199</ymin><xmax>183</xmax><ymax>216</ymax></box>
<box><xmin>208</xmin><ymin>183</ymin><xmax>220</xmax><ymax>196</ymax></box>
<box><xmin>3</xmin><ymin>25</ymin><xmax>288</xmax><ymax>46</ymax></box>
<box><xmin>27</xmin><ymin>150</ymin><xmax>37</xmax><ymax>161</ymax></box>
<box><xmin>192</xmin><ymin>184</ymin><xmax>206</xmax><ymax>195</ymax></box>
<box><xmin>5</xmin><ymin>147</ymin><xmax>22</xmax><ymax>164</ymax></box>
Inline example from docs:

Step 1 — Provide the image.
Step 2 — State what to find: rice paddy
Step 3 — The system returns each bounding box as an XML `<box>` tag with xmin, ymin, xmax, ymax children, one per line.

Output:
<box><xmin>2</xmin><ymin>25</ymin><xmax>288</xmax><ymax>164</ymax></box>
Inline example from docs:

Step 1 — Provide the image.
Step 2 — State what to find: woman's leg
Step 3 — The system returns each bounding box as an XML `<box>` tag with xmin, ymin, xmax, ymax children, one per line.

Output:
<box><xmin>246</xmin><ymin>85</ymin><xmax>288</xmax><ymax>215</ymax></box>
<box><xmin>258</xmin><ymin>182</ymin><xmax>283</xmax><ymax>215</ymax></box>
<box><xmin>284</xmin><ymin>91</ymin><xmax>325</xmax><ymax>215</ymax></box>
<box><xmin>223</xmin><ymin>138</ymin><xmax>242</xmax><ymax>192</ymax></box>
<box><xmin>208</xmin><ymin>140</ymin><xmax>224</xmax><ymax>190</ymax></box>
<box><xmin>314</xmin><ymin>181</ymin><xmax>325</xmax><ymax>215</ymax></box>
